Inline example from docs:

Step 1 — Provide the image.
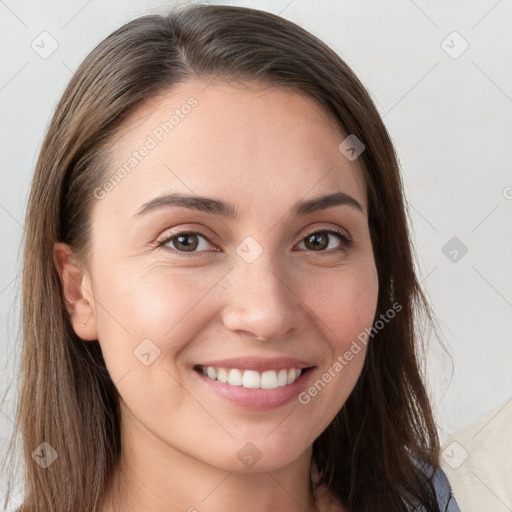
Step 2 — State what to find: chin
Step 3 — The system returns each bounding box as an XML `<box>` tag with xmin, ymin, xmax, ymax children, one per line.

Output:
<box><xmin>194</xmin><ymin>433</ymin><xmax>313</xmax><ymax>474</ymax></box>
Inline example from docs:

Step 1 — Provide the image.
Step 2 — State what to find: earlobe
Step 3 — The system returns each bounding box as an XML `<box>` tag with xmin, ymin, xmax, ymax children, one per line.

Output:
<box><xmin>53</xmin><ymin>242</ymin><xmax>98</xmax><ymax>341</ymax></box>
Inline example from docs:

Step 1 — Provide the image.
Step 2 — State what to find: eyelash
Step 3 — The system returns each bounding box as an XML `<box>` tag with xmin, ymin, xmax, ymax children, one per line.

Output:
<box><xmin>156</xmin><ymin>227</ymin><xmax>352</xmax><ymax>257</ymax></box>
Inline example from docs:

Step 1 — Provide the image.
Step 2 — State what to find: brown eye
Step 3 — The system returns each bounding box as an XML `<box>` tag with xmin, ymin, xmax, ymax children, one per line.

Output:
<box><xmin>172</xmin><ymin>233</ymin><xmax>200</xmax><ymax>252</ymax></box>
<box><xmin>158</xmin><ymin>230</ymin><xmax>216</xmax><ymax>255</ymax></box>
<box><xmin>297</xmin><ymin>229</ymin><xmax>351</xmax><ymax>253</ymax></box>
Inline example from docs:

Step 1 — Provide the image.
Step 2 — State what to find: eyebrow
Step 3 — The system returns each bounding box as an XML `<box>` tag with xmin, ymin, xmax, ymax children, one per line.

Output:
<box><xmin>134</xmin><ymin>191</ymin><xmax>364</xmax><ymax>218</ymax></box>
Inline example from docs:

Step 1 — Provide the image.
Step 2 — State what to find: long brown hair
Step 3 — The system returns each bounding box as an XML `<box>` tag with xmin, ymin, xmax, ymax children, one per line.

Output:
<box><xmin>2</xmin><ymin>4</ymin><xmax>442</xmax><ymax>511</ymax></box>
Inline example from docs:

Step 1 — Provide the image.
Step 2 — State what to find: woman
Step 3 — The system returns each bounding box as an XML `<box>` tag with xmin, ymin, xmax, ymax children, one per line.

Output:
<box><xmin>2</xmin><ymin>4</ymin><xmax>461</xmax><ymax>511</ymax></box>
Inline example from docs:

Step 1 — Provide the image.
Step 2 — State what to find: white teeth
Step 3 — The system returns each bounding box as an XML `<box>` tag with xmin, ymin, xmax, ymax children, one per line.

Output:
<box><xmin>217</xmin><ymin>367</ymin><xmax>229</xmax><ymax>383</ymax></box>
<box><xmin>277</xmin><ymin>369</ymin><xmax>288</xmax><ymax>387</ymax></box>
<box><xmin>261</xmin><ymin>370</ymin><xmax>278</xmax><ymax>389</ymax></box>
<box><xmin>227</xmin><ymin>368</ymin><xmax>243</xmax><ymax>386</ymax></box>
<box><xmin>201</xmin><ymin>366</ymin><xmax>304</xmax><ymax>389</ymax></box>
<box><xmin>242</xmin><ymin>370</ymin><xmax>260</xmax><ymax>388</ymax></box>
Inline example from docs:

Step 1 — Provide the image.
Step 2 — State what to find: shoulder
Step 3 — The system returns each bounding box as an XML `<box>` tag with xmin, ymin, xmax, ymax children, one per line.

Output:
<box><xmin>439</xmin><ymin>398</ymin><xmax>512</xmax><ymax>511</ymax></box>
<box><xmin>431</xmin><ymin>466</ymin><xmax>461</xmax><ymax>512</ymax></box>
<box><xmin>408</xmin><ymin>456</ymin><xmax>462</xmax><ymax>512</ymax></box>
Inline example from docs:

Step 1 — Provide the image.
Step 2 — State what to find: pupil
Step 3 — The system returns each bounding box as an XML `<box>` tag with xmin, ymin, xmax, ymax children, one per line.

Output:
<box><xmin>307</xmin><ymin>233</ymin><xmax>327</xmax><ymax>251</ymax></box>
<box><xmin>176</xmin><ymin>234</ymin><xmax>198</xmax><ymax>252</ymax></box>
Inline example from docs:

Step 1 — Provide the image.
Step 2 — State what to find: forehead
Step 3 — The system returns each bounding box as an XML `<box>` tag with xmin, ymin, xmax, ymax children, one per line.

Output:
<box><xmin>94</xmin><ymin>79</ymin><xmax>367</xmax><ymax>222</ymax></box>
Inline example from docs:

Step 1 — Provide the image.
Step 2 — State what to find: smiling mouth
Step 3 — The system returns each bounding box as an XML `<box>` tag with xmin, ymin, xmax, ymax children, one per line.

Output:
<box><xmin>194</xmin><ymin>364</ymin><xmax>314</xmax><ymax>389</ymax></box>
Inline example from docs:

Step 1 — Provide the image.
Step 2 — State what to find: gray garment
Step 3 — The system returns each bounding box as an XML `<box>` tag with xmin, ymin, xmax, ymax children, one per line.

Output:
<box><xmin>431</xmin><ymin>467</ymin><xmax>461</xmax><ymax>512</ymax></box>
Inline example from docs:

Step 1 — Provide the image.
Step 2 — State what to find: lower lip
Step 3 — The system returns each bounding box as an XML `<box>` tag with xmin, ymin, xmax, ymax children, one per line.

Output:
<box><xmin>193</xmin><ymin>368</ymin><xmax>314</xmax><ymax>410</ymax></box>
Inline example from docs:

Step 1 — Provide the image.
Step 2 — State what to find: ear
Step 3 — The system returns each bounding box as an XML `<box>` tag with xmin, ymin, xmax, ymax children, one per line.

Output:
<box><xmin>53</xmin><ymin>242</ymin><xmax>98</xmax><ymax>341</ymax></box>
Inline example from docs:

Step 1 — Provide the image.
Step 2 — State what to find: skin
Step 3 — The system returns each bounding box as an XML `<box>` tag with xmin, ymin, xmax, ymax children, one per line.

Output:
<box><xmin>54</xmin><ymin>79</ymin><xmax>379</xmax><ymax>512</ymax></box>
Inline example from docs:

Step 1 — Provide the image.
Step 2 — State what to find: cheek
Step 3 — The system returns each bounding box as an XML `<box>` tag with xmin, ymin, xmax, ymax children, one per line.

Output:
<box><xmin>302</xmin><ymin>263</ymin><xmax>379</xmax><ymax>350</ymax></box>
<box><xmin>120</xmin><ymin>271</ymin><xmax>215</xmax><ymax>341</ymax></box>
<box><xmin>92</xmin><ymin>265</ymin><xmax>221</xmax><ymax>369</ymax></box>
<box><xmin>294</xmin><ymin>261</ymin><xmax>378</xmax><ymax>416</ymax></box>
<box><xmin>90</xmin><ymin>267</ymin><xmax>225</xmax><ymax>420</ymax></box>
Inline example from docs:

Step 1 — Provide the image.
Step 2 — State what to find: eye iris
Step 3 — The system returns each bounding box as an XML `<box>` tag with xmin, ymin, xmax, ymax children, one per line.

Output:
<box><xmin>174</xmin><ymin>234</ymin><xmax>199</xmax><ymax>252</ymax></box>
<box><xmin>305</xmin><ymin>233</ymin><xmax>329</xmax><ymax>251</ymax></box>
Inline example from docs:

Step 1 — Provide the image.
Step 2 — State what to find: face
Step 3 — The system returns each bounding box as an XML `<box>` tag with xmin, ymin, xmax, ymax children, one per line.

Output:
<box><xmin>66</xmin><ymin>79</ymin><xmax>378</xmax><ymax>473</ymax></box>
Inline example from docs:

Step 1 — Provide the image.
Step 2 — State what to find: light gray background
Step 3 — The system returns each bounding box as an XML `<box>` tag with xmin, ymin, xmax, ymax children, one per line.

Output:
<box><xmin>1</xmin><ymin>0</ymin><xmax>511</xmax><ymax>508</ymax></box>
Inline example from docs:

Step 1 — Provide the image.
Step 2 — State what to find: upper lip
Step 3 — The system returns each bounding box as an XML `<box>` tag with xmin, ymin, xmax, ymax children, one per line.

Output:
<box><xmin>194</xmin><ymin>357</ymin><xmax>315</xmax><ymax>372</ymax></box>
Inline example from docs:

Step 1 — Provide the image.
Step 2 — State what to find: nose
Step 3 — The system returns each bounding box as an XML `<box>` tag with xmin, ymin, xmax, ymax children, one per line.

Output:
<box><xmin>220</xmin><ymin>249</ymin><xmax>305</xmax><ymax>342</ymax></box>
